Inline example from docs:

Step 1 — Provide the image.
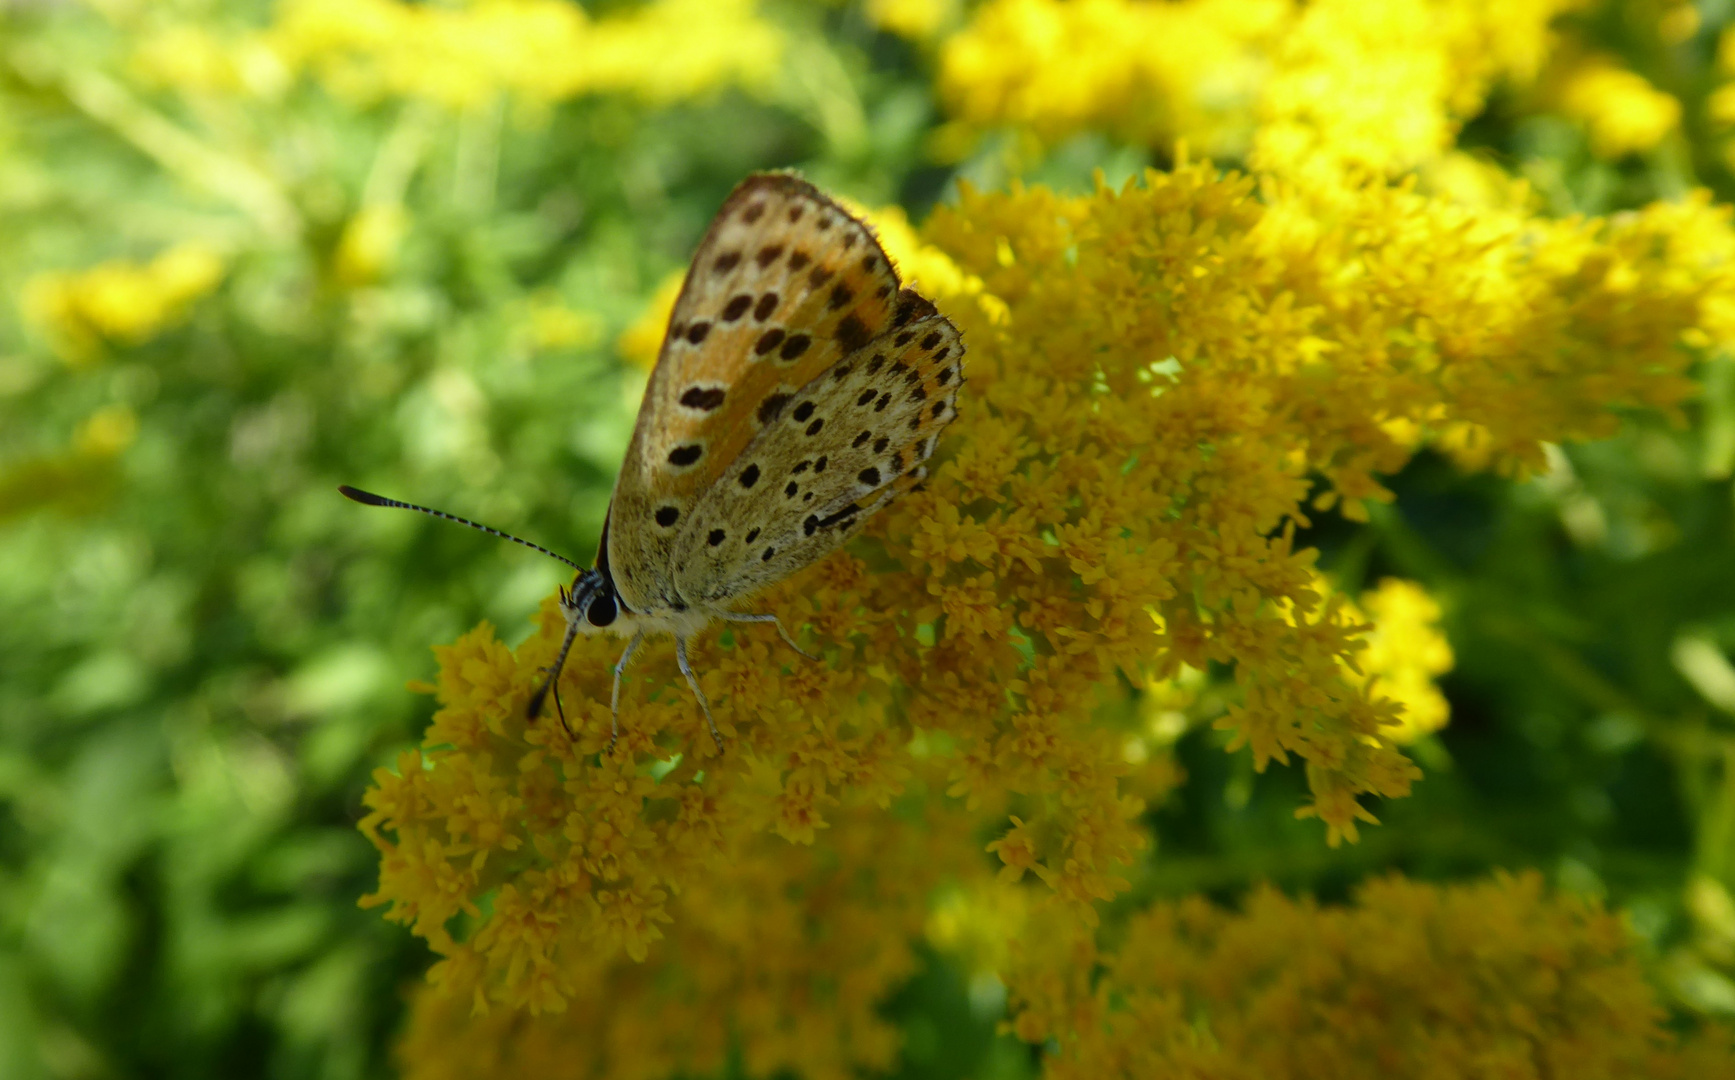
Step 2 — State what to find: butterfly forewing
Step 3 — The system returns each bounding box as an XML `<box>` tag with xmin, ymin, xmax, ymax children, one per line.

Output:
<box><xmin>672</xmin><ymin>311</ymin><xmax>964</xmax><ymax>604</ymax></box>
<box><xmin>608</xmin><ymin>173</ymin><xmax>910</xmax><ymax>611</ymax></box>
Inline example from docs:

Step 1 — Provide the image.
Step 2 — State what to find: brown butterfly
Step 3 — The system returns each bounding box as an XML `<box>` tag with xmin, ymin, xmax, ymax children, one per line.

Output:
<box><xmin>343</xmin><ymin>172</ymin><xmax>964</xmax><ymax>749</ymax></box>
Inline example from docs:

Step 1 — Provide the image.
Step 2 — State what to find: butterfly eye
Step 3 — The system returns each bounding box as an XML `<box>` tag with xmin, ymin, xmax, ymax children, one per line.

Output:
<box><xmin>587</xmin><ymin>592</ymin><xmax>619</xmax><ymax>628</ymax></box>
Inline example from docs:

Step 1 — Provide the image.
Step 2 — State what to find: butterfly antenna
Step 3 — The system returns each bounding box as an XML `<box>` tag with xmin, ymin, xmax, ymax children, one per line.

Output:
<box><xmin>338</xmin><ymin>486</ymin><xmax>585</xmax><ymax>571</ymax></box>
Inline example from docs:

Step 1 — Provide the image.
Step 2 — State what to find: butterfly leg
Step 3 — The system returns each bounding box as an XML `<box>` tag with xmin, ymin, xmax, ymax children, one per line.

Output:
<box><xmin>674</xmin><ymin>635</ymin><xmax>724</xmax><ymax>752</ymax></box>
<box><xmin>533</xmin><ymin>667</ymin><xmax>572</xmax><ymax>739</ymax></box>
<box><xmin>607</xmin><ymin>631</ymin><xmax>646</xmax><ymax>753</ymax></box>
<box><xmin>719</xmin><ymin>611</ymin><xmax>818</xmax><ymax>661</ymax></box>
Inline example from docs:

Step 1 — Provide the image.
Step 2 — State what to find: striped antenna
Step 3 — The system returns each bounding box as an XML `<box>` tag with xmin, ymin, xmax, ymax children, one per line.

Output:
<box><xmin>338</xmin><ymin>486</ymin><xmax>585</xmax><ymax>571</ymax></box>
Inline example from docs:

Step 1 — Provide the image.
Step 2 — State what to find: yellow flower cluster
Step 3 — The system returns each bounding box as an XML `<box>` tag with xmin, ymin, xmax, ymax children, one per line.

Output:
<box><xmin>1344</xmin><ymin>578</ymin><xmax>1453</xmax><ymax>744</ymax></box>
<box><xmin>363</xmin><ymin>152</ymin><xmax>1733</xmax><ymax>1067</ymax></box>
<box><xmin>268</xmin><ymin>0</ymin><xmax>783</xmax><ymax>109</ymax></box>
<box><xmin>21</xmin><ymin>242</ymin><xmax>225</xmax><ymax>364</ymax></box>
<box><xmin>937</xmin><ymin>0</ymin><xmax>1574</xmax><ymax>178</ymax></box>
<box><xmin>936</xmin><ymin>0</ymin><xmax>1287</xmax><ymax>160</ymax></box>
<box><xmin>388</xmin><ymin>783</ymin><xmax>978</xmax><ymax>1079</ymax></box>
<box><xmin>1004</xmin><ymin>871</ymin><xmax>1735</xmax><ymax>1078</ymax></box>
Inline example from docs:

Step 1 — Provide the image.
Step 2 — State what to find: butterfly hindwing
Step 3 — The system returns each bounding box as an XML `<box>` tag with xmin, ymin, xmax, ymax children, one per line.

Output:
<box><xmin>672</xmin><ymin>310</ymin><xmax>964</xmax><ymax>605</ymax></box>
<box><xmin>607</xmin><ymin>173</ymin><xmax>909</xmax><ymax>611</ymax></box>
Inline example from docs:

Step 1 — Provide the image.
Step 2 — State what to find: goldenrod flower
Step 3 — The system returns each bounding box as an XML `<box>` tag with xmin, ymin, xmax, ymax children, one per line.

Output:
<box><xmin>364</xmin><ymin>158</ymin><xmax>1735</xmax><ymax>1056</ymax></box>
<box><xmin>1005</xmin><ymin>871</ymin><xmax>1735</xmax><ymax>1076</ymax></box>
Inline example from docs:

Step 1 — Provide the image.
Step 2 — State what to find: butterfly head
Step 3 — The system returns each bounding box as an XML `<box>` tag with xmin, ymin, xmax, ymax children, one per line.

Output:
<box><xmin>558</xmin><ymin>567</ymin><xmax>634</xmax><ymax>637</ymax></box>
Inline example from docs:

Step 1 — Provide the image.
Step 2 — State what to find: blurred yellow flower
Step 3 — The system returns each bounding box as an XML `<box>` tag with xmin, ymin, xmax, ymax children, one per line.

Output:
<box><xmin>520</xmin><ymin>292</ymin><xmax>600</xmax><ymax>351</ymax></box>
<box><xmin>130</xmin><ymin>23</ymin><xmax>290</xmax><ymax>98</ymax></box>
<box><xmin>616</xmin><ymin>271</ymin><xmax>686</xmax><ymax>370</ymax></box>
<box><xmin>936</xmin><ymin>0</ymin><xmax>1574</xmax><ymax>180</ymax></box>
<box><xmin>22</xmin><ymin>242</ymin><xmax>226</xmax><ymax>364</ymax></box>
<box><xmin>333</xmin><ymin>203</ymin><xmax>409</xmax><ymax>287</ymax></box>
<box><xmin>1557</xmin><ymin>57</ymin><xmax>1681</xmax><ymax>159</ymax></box>
<box><xmin>1347</xmin><ymin>578</ymin><xmax>1454</xmax><ymax>744</ymax></box>
<box><xmin>1252</xmin><ymin>0</ymin><xmax>1570</xmax><ymax>181</ymax></box>
<box><xmin>937</xmin><ymin>0</ymin><xmax>1286</xmax><ymax>159</ymax></box>
<box><xmin>866</xmin><ymin>0</ymin><xmax>960</xmax><ymax>41</ymax></box>
<box><xmin>0</xmin><ymin>405</ymin><xmax>138</xmax><ymax>521</ymax></box>
<box><xmin>73</xmin><ymin>405</ymin><xmax>139</xmax><ymax>458</ymax></box>
<box><xmin>271</xmin><ymin>0</ymin><xmax>784</xmax><ymax>109</ymax></box>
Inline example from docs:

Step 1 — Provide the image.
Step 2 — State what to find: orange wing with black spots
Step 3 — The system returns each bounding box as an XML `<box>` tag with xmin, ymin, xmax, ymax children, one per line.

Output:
<box><xmin>672</xmin><ymin>311</ymin><xmax>964</xmax><ymax>606</ymax></box>
<box><xmin>606</xmin><ymin>173</ymin><xmax>937</xmax><ymax>612</ymax></box>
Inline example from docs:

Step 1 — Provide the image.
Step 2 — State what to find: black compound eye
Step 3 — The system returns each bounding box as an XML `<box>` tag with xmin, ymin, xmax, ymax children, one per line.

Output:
<box><xmin>587</xmin><ymin>592</ymin><xmax>619</xmax><ymax>628</ymax></box>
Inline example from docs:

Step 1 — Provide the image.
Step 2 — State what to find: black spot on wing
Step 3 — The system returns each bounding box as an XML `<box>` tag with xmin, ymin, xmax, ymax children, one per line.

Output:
<box><xmin>817</xmin><ymin>502</ymin><xmax>860</xmax><ymax>529</ymax></box>
<box><xmin>758</xmin><ymin>393</ymin><xmax>791</xmax><ymax>424</ymax></box>
<box><xmin>681</xmin><ymin>386</ymin><xmax>726</xmax><ymax>410</ymax></box>
<box><xmin>835</xmin><ymin>313</ymin><xmax>871</xmax><ymax>352</ymax></box>
<box><xmin>755</xmin><ymin>328</ymin><xmax>786</xmax><ymax>356</ymax></box>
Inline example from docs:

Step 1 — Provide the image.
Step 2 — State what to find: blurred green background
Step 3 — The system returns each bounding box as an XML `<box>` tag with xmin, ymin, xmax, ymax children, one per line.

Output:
<box><xmin>6</xmin><ymin>1</ymin><xmax>1735</xmax><ymax>1078</ymax></box>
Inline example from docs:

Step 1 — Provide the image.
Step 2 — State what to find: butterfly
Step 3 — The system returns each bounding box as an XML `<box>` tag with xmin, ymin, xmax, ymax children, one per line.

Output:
<box><xmin>342</xmin><ymin>172</ymin><xmax>964</xmax><ymax>750</ymax></box>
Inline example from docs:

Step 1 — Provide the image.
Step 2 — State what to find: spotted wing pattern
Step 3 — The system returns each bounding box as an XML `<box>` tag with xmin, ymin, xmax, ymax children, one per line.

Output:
<box><xmin>672</xmin><ymin>309</ymin><xmax>963</xmax><ymax>605</ymax></box>
<box><xmin>606</xmin><ymin>173</ymin><xmax>932</xmax><ymax>611</ymax></box>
